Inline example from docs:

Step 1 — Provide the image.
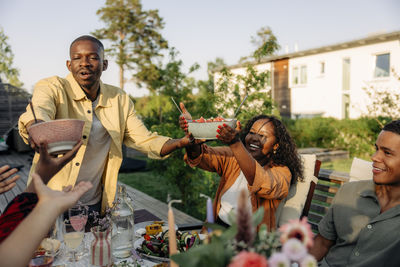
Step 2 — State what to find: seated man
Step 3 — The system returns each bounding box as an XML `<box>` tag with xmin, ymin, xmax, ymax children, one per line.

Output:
<box><xmin>310</xmin><ymin>120</ymin><xmax>400</xmax><ymax>266</ymax></box>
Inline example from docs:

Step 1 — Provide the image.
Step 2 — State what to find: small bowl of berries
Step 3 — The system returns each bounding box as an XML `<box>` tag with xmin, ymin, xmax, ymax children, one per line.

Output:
<box><xmin>187</xmin><ymin>117</ymin><xmax>237</xmax><ymax>140</ymax></box>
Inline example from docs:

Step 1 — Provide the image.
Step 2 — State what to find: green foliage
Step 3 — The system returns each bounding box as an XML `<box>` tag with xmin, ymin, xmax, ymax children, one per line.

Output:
<box><xmin>251</xmin><ymin>26</ymin><xmax>280</xmax><ymax>62</ymax></box>
<box><xmin>172</xmin><ymin>208</ymin><xmax>281</xmax><ymax>267</ymax></box>
<box><xmin>93</xmin><ymin>0</ymin><xmax>168</xmax><ymax>90</ymax></box>
<box><xmin>214</xmin><ymin>64</ymin><xmax>277</xmax><ymax>123</ymax></box>
<box><xmin>362</xmin><ymin>68</ymin><xmax>400</xmax><ymax>127</ymax></box>
<box><xmin>0</xmin><ymin>28</ymin><xmax>23</xmax><ymax>87</ymax></box>
<box><xmin>239</xmin><ymin>26</ymin><xmax>280</xmax><ymax>63</ymax></box>
<box><xmin>285</xmin><ymin>117</ymin><xmax>385</xmax><ymax>158</ymax></box>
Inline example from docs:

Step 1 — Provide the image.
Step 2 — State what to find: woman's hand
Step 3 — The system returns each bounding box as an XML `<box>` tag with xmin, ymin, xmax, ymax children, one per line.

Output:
<box><xmin>179</xmin><ymin>102</ymin><xmax>192</xmax><ymax>133</ymax></box>
<box><xmin>216</xmin><ymin>121</ymin><xmax>242</xmax><ymax>145</ymax></box>
<box><xmin>0</xmin><ymin>165</ymin><xmax>20</xmax><ymax>194</ymax></box>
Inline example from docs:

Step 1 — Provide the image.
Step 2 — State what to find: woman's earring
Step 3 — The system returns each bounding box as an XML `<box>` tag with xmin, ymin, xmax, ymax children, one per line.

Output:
<box><xmin>273</xmin><ymin>149</ymin><xmax>277</xmax><ymax>154</ymax></box>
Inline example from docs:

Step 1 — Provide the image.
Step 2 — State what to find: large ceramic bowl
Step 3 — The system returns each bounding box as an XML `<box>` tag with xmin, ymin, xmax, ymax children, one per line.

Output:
<box><xmin>188</xmin><ymin>119</ymin><xmax>237</xmax><ymax>140</ymax></box>
<box><xmin>28</xmin><ymin>119</ymin><xmax>85</xmax><ymax>155</ymax></box>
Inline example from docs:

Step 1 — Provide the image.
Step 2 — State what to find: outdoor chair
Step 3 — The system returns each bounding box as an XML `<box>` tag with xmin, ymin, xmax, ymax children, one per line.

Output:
<box><xmin>349</xmin><ymin>157</ymin><xmax>373</xmax><ymax>182</ymax></box>
<box><xmin>275</xmin><ymin>154</ymin><xmax>321</xmax><ymax>227</ymax></box>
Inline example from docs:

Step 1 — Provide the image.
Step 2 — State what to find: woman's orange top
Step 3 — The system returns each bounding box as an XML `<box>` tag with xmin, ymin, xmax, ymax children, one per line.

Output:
<box><xmin>184</xmin><ymin>144</ymin><xmax>291</xmax><ymax>230</ymax></box>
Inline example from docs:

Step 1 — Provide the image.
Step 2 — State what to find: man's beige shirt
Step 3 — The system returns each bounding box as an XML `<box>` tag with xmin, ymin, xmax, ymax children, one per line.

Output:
<box><xmin>19</xmin><ymin>73</ymin><xmax>170</xmax><ymax>212</ymax></box>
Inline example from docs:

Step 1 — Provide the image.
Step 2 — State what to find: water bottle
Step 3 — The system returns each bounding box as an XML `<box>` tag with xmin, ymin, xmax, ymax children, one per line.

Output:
<box><xmin>111</xmin><ymin>184</ymin><xmax>134</xmax><ymax>259</ymax></box>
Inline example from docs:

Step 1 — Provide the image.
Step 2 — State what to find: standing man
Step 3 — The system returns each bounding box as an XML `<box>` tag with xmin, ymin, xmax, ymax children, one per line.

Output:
<box><xmin>310</xmin><ymin>120</ymin><xmax>400</xmax><ymax>266</ymax></box>
<box><xmin>19</xmin><ymin>35</ymin><xmax>189</xmax><ymax>215</ymax></box>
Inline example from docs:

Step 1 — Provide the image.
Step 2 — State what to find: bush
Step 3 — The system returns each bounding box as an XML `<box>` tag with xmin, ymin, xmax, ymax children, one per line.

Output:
<box><xmin>285</xmin><ymin>117</ymin><xmax>385</xmax><ymax>158</ymax></box>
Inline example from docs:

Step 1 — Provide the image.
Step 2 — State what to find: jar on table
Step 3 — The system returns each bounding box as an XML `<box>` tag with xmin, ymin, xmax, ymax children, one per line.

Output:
<box><xmin>90</xmin><ymin>226</ymin><xmax>112</xmax><ymax>266</ymax></box>
<box><xmin>111</xmin><ymin>184</ymin><xmax>135</xmax><ymax>259</ymax></box>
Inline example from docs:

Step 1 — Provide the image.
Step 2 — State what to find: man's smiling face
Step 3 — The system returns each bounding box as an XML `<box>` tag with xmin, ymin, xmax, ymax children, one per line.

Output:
<box><xmin>371</xmin><ymin>130</ymin><xmax>400</xmax><ymax>185</ymax></box>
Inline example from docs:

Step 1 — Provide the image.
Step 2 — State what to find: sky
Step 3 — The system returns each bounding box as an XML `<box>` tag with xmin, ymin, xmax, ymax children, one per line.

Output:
<box><xmin>0</xmin><ymin>0</ymin><xmax>399</xmax><ymax>97</ymax></box>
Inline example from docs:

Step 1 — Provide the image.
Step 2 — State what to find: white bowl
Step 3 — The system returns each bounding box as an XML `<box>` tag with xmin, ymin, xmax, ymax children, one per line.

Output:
<box><xmin>188</xmin><ymin>119</ymin><xmax>237</xmax><ymax>140</ymax></box>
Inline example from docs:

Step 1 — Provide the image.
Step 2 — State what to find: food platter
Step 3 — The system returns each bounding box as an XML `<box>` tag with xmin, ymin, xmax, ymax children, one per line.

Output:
<box><xmin>133</xmin><ymin>221</ymin><xmax>205</xmax><ymax>263</ymax></box>
<box><xmin>134</xmin><ymin>237</ymin><xmax>170</xmax><ymax>262</ymax></box>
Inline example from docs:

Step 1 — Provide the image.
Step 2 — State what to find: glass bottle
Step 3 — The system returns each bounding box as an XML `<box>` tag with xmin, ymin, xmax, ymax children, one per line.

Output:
<box><xmin>111</xmin><ymin>184</ymin><xmax>135</xmax><ymax>259</ymax></box>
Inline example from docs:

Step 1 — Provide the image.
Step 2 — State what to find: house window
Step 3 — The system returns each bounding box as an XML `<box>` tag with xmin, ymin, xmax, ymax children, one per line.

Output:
<box><xmin>300</xmin><ymin>66</ymin><xmax>307</xmax><ymax>84</ymax></box>
<box><xmin>374</xmin><ymin>53</ymin><xmax>390</xmax><ymax>77</ymax></box>
<box><xmin>292</xmin><ymin>65</ymin><xmax>307</xmax><ymax>85</ymax></box>
<box><xmin>292</xmin><ymin>67</ymin><xmax>299</xmax><ymax>85</ymax></box>
<box><xmin>320</xmin><ymin>62</ymin><xmax>325</xmax><ymax>75</ymax></box>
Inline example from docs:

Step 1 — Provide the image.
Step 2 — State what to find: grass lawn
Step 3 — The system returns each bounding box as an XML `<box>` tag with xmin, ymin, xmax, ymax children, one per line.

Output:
<box><xmin>118</xmin><ymin>170</ymin><xmax>170</xmax><ymax>204</ymax></box>
<box><xmin>321</xmin><ymin>158</ymin><xmax>353</xmax><ymax>173</ymax></box>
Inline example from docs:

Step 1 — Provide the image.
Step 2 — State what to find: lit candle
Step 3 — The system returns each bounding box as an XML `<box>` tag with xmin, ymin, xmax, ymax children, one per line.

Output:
<box><xmin>168</xmin><ymin>199</ymin><xmax>181</xmax><ymax>267</ymax></box>
<box><xmin>206</xmin><ymin>197</ymin><xmax>214</xmax><ymax>227</ymax></box>
<box><xmin>201</xmin><ymin>194</ymin><xmax>214</xmax><ymax>232</ymax></box>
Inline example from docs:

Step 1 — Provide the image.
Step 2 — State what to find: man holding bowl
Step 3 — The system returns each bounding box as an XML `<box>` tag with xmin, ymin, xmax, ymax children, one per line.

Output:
<box><xmin>18</xmin><ymin>35</ymin><xmax>190</xmax><ymax>219</ymax></box>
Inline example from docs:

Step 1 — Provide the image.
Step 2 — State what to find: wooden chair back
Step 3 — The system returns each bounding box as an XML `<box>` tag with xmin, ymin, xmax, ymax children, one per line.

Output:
<box><xmin>306</xmin><ymin>169</ymin><xmax>347</xmax><ymax>233</ymax></box>
<box><xmin>301</xmin><ymin>159</ymin><xmax>321</xmax><ymax>218</ymax></box>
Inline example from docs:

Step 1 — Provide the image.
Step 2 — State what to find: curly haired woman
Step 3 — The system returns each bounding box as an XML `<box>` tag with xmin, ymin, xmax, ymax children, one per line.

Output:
<box><xmin>180</xmin><ymin>104</ymin><xmax>303</xmax><ymax>230</ymax></box>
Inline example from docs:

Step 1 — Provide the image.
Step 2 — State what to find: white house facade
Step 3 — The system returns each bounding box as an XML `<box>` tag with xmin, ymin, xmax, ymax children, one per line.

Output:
<box><xmin>219</xmin><ymin>31</ymin><xmax>400</xmax><ymax>119</ymax></box>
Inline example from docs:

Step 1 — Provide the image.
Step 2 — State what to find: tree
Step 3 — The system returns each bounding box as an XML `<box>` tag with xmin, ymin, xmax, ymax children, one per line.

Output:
<box><xmin>363</xmin><ymin>68</ymin><xmax>400</xmax><ymax>127</ymax></box>
<box><xmin>212</xmin><ymin>27</ymin><xmax>281</xmax><ymax>123</ymax></box>
<box><xmin>239</xmin><ymin>26</ymin><xmax>280</xmax><ymax>63</ymax></box>
<box><xmin>0</xmin><ymin>28</ymin><xmax>23</xmax><ymax>87</ymax></box>
<box><xmin>92</xmin><ymin>0</ymin><xmax>168</xmax><ymax>90</ymax></box>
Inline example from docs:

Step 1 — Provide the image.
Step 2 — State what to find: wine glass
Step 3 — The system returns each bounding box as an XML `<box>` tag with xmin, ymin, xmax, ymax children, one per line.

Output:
<box><xmin>62</xmin><ymin>219</ymin><xmax>84</xmax><ymax>262</ymax></box>
<box><xmin>69</xmin><ymin>204</ymin><xmax>89</xmax><ymax>255</ymax></box>
<box><xmin>68</xmin><ymin>204</ymin><xmax>88</xmax><ymax>232</ymax></box>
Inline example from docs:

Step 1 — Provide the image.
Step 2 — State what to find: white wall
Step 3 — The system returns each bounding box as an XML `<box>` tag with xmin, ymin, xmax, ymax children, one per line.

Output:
<box><xmin>289</xmin><ymin>40</ymin><xmax>400</xmax><ymax>119</ymax></box>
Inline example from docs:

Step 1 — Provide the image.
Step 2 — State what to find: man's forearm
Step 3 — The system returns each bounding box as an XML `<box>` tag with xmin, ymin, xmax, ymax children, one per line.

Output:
<box><xmin>160</xmin><ymin>138</ymin><xmax>185</xmax><ymax>157</ymax></box>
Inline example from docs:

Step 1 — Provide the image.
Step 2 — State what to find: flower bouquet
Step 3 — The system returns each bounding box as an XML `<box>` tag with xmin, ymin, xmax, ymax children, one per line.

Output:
<box><xmin>171</xmin><ymin>190</ymin><xmax>317</xmax><ymax>267</ymax></box>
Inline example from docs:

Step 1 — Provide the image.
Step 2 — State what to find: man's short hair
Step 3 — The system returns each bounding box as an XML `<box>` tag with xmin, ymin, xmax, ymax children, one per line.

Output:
<box><xmin>383</xmin><ymin>120</ymin><xmax>400</xmax><ymax>135</ymax></box>
<box><xmin>70</xmin><ymin>35</ymin><xmax>104</xmax><ymax>52</ymax></box>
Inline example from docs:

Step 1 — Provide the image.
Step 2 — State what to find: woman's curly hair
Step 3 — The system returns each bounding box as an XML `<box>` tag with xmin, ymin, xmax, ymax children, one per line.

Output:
<box><xmin>240</xmin><ymin>115</ymin><xmax>303</xmax><ymax>183</ymax></box>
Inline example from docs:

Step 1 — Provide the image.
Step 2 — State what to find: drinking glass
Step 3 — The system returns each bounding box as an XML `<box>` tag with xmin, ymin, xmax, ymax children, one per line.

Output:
<box><xmin>62</xmin><ymin>220</ymin><xmax>84</xmax><ymax>262</ymax></box>
<box><xmin>69</xmin><ymin>204</ymin><xmax>89</xmax><ymax>255</ymax></box>
<box><xmin>68</xmin><ymin>204</ymin><xmax>88</xmax><ymax>232</ymax></box>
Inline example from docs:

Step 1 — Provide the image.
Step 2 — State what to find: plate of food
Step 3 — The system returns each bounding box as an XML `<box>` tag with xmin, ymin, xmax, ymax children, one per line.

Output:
<box><xmin>134</xmin><ymin>229</ymin><xmax>203</xmax><ymax>262</ymax></box>
<box><xmin>36</xmin><ymin>238</ymin><xmax>61</xmax><ymax>257</ymax></box>
<box><xmin>134</xmin><ymin>221</ymin><xmax>177</xmax><ymax>238</ymax></box>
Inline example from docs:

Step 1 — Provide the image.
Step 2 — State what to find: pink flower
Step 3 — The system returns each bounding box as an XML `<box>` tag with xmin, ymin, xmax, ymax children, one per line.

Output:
<box><xmin>279</xmin><ymin>217</ymin><xmax>314</xmax><ymax>249</ymax></box>
<box><xmin>228</xmin><ymin>251</ymin><xmax>268</xmax><ymax>267</ymax></box>
<box><xmin>282</xmin><ymin>238</ymin><xmax>307</xmax><ymax>262</ymax></box>
<box><xmin>268</xmin><ymin>252</ymin><xmax>290</xmax><ymax>267</ymax></box>
<box><xmin>300</xmin><ymin>254</ymin><xmax>317</xmax><ymax>267</ymax></box>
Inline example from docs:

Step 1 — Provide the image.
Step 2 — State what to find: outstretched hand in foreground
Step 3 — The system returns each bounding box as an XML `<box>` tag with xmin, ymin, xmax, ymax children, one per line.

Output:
<box><xmin>33</xmin><ymin>172</ymin><xmax>93</xmax><ymax>215</ymax></box>
<box><xmin>0</xmin><ymin>173</ymin><xmax>92</xmax><ymax>267</ymax></box>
